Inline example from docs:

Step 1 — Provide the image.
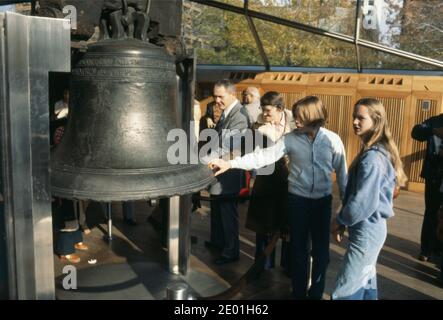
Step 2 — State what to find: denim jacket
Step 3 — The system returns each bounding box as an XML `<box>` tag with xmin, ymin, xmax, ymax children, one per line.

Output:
<box><xmin>337</xmin><ymin>144</ymin><xmax>396</xmax><ymax>227</ymax></box>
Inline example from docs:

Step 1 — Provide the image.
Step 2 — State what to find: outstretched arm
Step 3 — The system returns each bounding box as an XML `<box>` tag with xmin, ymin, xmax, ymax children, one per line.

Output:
<box><xmin>209</xmin><ymin>138</ymin><xmax>286</xmax><ymax>176</ymax></box>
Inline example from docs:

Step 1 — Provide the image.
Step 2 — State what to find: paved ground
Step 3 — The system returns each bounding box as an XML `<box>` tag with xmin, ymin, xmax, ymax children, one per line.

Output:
<box><xmin>54</xmin><ymin>188</ymin><xmax>443</xmax><ymax>300</ymax></box>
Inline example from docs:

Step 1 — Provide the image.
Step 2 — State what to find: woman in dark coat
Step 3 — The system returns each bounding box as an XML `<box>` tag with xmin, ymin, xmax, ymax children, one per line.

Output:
<box><xmin>246</xmin><ymin>91</ymin><xmax>293</xmax><ymax>269</ymax></box>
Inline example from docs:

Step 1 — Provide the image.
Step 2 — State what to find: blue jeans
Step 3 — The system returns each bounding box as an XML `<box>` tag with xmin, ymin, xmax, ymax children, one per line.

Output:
<box><xmin>288</xmin><ymin>193</ymin><xmax>332</xmax><ymax>300</ymax></box>
<box><xmin>332</xmin><ymin>219</ymin><xmax>387</xmax><ymax>300</ymax></box>
<box><xmin>332</xmin><ymin>277</ymin><xmax>378</xmax><ymax>300</ymax></box>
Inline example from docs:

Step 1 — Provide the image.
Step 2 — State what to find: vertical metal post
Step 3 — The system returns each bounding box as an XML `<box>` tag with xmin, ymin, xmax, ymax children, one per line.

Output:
<box><xmin>171</xmin><ymin>54</ymin><xmax>196</xmax><ymax>275</ymax></box>
<box><xmin>244</xmin><ymin>0</ymin><xmax>270</xmax><ymax>71</ymax></box>
<box><xmin>106</xmin><ymin>203</ymin><xmax>113</xmax><ymax>241</ymax></box>
<box><xmin>0</xmin><ymin>12</ymin><xmax>70</xmax><ymax>299</ymax></box>
<box><xmin>176</xmin><ymin>54</ymin><xmax>196</xmax><ymax>137</ymax></box>
<box><xmin>168</xmin><ymin>196</ymin><xmax>180</xmax><ymax>275</ymax></box>
<box><xmin>0</xmin><ymin>13</ymin><xmax>9</xmax><ymax>300</ymax></box>
<box><xmin>354</xmin><ymin>0</ymin><xmax>363</xmax><ymax>73</ymax></box>
<box><xmin>179</xmin><ymin>194</ymin><xmax>192</xmax><ymax>275</ymax></box>
<box><xmin>73</xmin><ymin>199</ymin><xmax>78</xmax><ymax>220</ymax></box>
<box><xmin>167</xmin><ymin>195</ymin><xmax>192</xmax><ymax>275</ymax></box>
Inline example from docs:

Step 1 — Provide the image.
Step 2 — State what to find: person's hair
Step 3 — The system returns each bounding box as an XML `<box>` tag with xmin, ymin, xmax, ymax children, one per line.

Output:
<box><xmin>214</xmin><ymin>79</ymin><xmax>236</xmax><ymax>95</ymax></box>
<box><xmin>260</xmin><ymin>91</ymin><xmax>285</xmax><ymax>110</ymax></box>
<box><xmin>246</xmin><ymin>87</ymin><xmax>260</xmax><ymax>99</ymax></box>
<box><xmin>292</xmin><ymin>96</ymin><xmax>327</xmax><ymax>128</ymax></box>
<box><xmin>352</xmin><ymin>98</ymin><xmax>408</xmax><ymax>187</ymax></box>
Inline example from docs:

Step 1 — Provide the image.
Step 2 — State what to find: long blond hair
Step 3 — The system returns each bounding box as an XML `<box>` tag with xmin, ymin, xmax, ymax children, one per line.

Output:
<box><xmin>353</xmin><ymin>98</ymin><xmax>408</xmax><ymax>187</ymax></box>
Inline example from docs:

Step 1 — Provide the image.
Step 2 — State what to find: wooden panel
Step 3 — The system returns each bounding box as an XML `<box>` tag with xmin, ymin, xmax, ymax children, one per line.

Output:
<box><xmin>412</xmin><ymin>76</ymin><xmax>443</xmax><ymax>94</ymax></box>
<box><xmin>259</xmin><ymin>72</ymin><xmax>308</xmax><ymax>85</ymax></box>
<box><xmin>408</xmin><ymin>182</ymin><xmax>425</xmax><ymax>193</ymax></box>
<box><xmin>280</xmin><ymin>91</ymin><xmax>304</xmax><ymax>110</ymax></box>
<box><xmin>358</xmin><ymin>75</ymin><xmax>413</xmax><ymax>93</ymax></box>
<box><xmin>308</xmin><ymin>73</ymin><xmax>359</xmax><ymax>88</ymax></box>
<box><xmin>310</xmin><ymin>93</ymin><xmax>356</xmax><ymax>165</ymax></box>
<box><xmin>380</xmin><ymin>97</ymin><xmax>406</xmax><ymax>151</ymax></box>
<box><xmin>229</xmin><ymin>71</ymin><xmax>259</xmax><ymax>82</ymax></box>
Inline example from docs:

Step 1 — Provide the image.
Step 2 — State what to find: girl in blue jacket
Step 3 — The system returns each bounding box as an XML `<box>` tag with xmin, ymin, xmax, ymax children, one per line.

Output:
<box><xmin>331</xmin><ymin>98</ymin><xmax>407</xmax><ymax>300</ymax></box>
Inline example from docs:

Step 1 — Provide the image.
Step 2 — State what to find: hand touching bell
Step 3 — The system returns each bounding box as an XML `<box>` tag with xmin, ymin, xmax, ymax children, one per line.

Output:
<box><xmin>208</xmin><ymin>158</ymin><xmax>231</xmax><ymax>176</ymax></box>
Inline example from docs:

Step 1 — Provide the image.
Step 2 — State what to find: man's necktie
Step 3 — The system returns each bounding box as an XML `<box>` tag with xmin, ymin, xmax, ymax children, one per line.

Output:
<box><xmin>216</xmin><ymin>112</ymin><xmax>225</xmax><ymax>131</ymax></box>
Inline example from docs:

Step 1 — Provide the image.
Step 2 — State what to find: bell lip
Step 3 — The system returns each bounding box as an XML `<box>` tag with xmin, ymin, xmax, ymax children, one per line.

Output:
<box><xmin>50</xmin><ymin>164</ymin><xmax>215</xmax><ymax>202</ymax></box>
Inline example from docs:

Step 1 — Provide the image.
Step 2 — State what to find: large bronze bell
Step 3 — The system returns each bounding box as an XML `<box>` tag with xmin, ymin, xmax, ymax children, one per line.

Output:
<box><xmin>51</xmin><ymin>39</ymin><xmax>213</xmax><ymax>201</ymax></box>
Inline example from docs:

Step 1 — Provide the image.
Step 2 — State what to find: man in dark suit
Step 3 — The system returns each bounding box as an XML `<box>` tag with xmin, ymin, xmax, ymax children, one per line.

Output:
<box><xmin>411</xmin><ymin>113</ymin><xmax>443</xmax><ymax>261</ymax></box>
<box><xmin>207</xmin><ymin>79</ymin><xmax>249</xmax><ymax>265</ymax></box>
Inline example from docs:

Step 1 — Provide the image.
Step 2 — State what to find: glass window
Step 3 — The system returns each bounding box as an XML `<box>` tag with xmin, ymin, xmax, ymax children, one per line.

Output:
<box><xmin>182</xmin><ymin>0</ymin><xmax>263</xmax><ymax>65</ymax></box>
<box><xmin>247</xmin><ymin>0</ymin><xmax>357</xmax><ymax>36</ymax></box>
<box><xmin>183</xmin><ymin>0</ymin><xmax>441</xmax><ymax>70</ymax></box>
<box><xmin>359</xmin><ymin>46</ymin><xmax>440</xmax><ymax>71</ymax></box>
<box><xmin>359</xmin><ymin>0</ymin><xmax>442</xmax><ymax>62</ymax></box>
<box><xmin>254</xmin><ymin>18</ymin><xmax>356</xmax><ymax>67</ymax></box>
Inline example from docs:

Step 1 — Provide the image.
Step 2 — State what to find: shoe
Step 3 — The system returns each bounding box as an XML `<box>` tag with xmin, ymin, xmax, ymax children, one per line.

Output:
<box><xmin>124</xmin><ymin>218</ymin><xmax>137</xmax><ymax>226</ymax></box>
<box><xmin>204</xmin><ymin>241</ymin><xmax>222</xmax><ymax>251</ymax></box>
<box><xmin>214</xmin><ymin>256</ymin><xmax>239</xmax><ymax>265</ymax></box>
<box><xmin>418</xmin><ymin>254</ymin><xmax>429</xmax><ymax>262</ymax></box>
<box><xmin>60</xmin><ymin>254</ymin><xmax>81</xmax><ymax>263</ymax></box>
<box><xmin>74</xmin><ymin>242</ymin><xmax>89</xmax><ymax>251</ymax></box>
<box><xmin>82</xmin><ymin>228</ymin><xmax>92</xmax><ymax>235</ymax></box>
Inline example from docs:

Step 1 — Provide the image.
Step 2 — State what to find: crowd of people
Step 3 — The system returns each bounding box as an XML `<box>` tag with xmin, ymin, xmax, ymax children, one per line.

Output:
<box><xmin>204</xmin><ymin>79</ymin><xmax>442</xmax><ymax>300</ymax></box>
<box><xmin>51</xmin><ymin>79</ymin><xmax>443</xmax><ymax>300</ymax></box>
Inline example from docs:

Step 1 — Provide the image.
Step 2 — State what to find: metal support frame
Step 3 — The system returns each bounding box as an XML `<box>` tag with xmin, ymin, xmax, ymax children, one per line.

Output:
<box><xmin>166</xmin><ymin>195</ymin><xmax>192</xmax><ymax>275</ymax></box>
<box><xmin>176</xmin><ymin>53</ymin><xmax>196</xmax><ymax>136</ymax></box>
<box><xmin>354</xmin><ymin>0</ymin><xmax>362</xmax><ymax>73</ymax></box>
<box><xmin>0</xmin><ymin>14</ymin><xmax>8</xmax><ymax>300</ymax></box>
<box><xmin>166</xmin><ymin>53</ymin><xmax>196</xmax><ymax>276</ymax></box>
<box><xmin>168</xmin><ymin>196</ymin><xmax>180</xmax><ymax>275</ymax></box>
<box><xmin>0</xmin><ymin>12</ymin><xmax>70</xmax><ymax>299</ymax></box>
<box><xmin>190</xmin><ymin>0</ymin><xmax>443</xmax><ymax>70</ymax></box>
<box><xmin>105</xmin><ymin>203</ymin><xmax>114</xmax><ymax>241</ymax></box>
<box><xmin>244</xmin><ymin>0</ymin><xmax>270</xmax><ymax>71</ymax></box>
